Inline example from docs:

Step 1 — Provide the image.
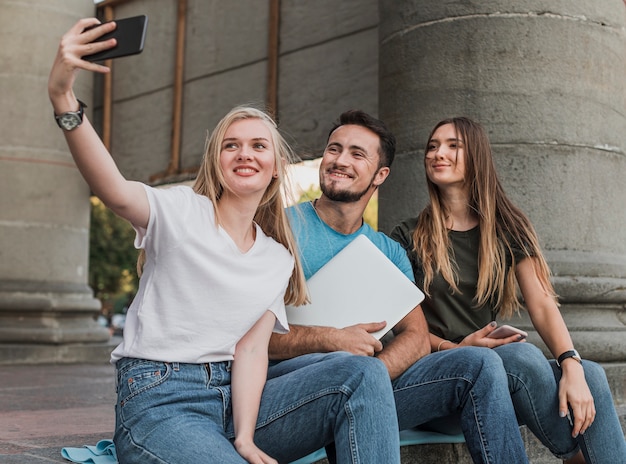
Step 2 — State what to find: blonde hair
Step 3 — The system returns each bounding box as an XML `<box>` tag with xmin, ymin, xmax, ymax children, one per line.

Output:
<box><xmin>412</xmin><ymin>117</ymin><xmax>557</xmax><ymax>318</ymax></box>
<box><xmin>139</xmin><ymin>106</ymin><xmax>308</xmax><ymax>306</ymax></box>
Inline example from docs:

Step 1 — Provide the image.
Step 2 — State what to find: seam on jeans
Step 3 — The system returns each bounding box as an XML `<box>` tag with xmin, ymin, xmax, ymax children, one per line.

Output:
<box><xmin>255</xmin><ymin>385</ymin><xmax>352</xmax><ymax>428</ymax></box>
<box><xmin>344</xmin><ymin>400</ymin><xmax>359</xmax><ymax>464</ymax></box>
<box><xmin>216</xmin><ymin>385</ymin><xmax>231</xmax><ymax>432</ymax></box>
<box><xmin>392</xmin><ymin>374</ymin><xmax>475</xmax><ymax>394</ymax></box>
<box><xmin>470</xmin><ymin>390</ymin><xmax>491</xmax><ymax>463</ymax></box>
<box><xmin>578</xmin><ymin>432</ymin><xmax>595</xmax><ymax>464</ymax></box>
<box><xmin>117</xmin><ymin>423</ymin><xmax>170</xmax><ymax>464</ymax></box>
<box><xmin>506</xmin><ymin>371</ymin><xmax>574</xmax><ymax>457</ymax></box>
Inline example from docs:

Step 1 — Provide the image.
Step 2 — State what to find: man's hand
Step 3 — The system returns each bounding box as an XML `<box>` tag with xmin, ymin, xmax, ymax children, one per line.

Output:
<box><xmin>269</xmin><ymin>322</ymin><xmax>384</xmax><ymax>359</ymax></box>
<box><xmin>377</xmin><ymin>306</ymin><xmax>430</xmax><ymax>380</ymax></box>
<box><xmin>333</xmin><ymin>322</ymin><xmax>386</xmax><ymax>356</ymax></box>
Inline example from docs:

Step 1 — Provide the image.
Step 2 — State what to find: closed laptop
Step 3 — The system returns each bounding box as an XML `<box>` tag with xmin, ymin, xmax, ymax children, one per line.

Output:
<box><xmin>286</xmin><ymin>235</ymin><xmax>425</xmax><ymax>339</ymax></box>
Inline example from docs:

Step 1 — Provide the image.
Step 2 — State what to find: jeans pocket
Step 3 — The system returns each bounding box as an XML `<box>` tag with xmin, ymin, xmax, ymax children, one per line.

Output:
<box><xmin>117</xmin><ymin>359</ymin><xmax>170</xmax><ymax>407</ymax></box>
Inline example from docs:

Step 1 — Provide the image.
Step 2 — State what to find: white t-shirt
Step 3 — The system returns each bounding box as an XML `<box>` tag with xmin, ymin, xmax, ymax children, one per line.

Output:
<box><xmin>110</xmin><ymin>185</ymin><xmax>292</xmax><ymax>364</ymax></box>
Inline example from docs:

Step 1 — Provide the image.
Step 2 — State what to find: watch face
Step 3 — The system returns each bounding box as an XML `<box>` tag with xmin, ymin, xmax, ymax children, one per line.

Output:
<box><xmin>59</xmin><ymin>113</ymin><xmax>81</xmax><ymax>131</ymax></box>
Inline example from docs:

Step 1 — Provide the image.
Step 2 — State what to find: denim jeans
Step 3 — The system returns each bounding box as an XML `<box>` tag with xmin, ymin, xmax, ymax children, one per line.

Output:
<box><xmin>392</xmin><ymin>346</ymin><xmax>528</xmax><ymax>464</ymax></box>
<box><xmin>114</xmin><ymin>352</ymin><xmax>400</xmax><ymax>464</ymax></box>
<box><xmin>494</xmin><ymin>342</ymin><xmax>626</xmax><ymax>463</ymax></box>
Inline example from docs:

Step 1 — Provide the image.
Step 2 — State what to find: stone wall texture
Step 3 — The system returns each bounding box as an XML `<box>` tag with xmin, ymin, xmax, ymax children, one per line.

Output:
<box><xmin>1</xmin><ymin>0</ymin><xmax>625</xmax><ymax>364</ymax></box>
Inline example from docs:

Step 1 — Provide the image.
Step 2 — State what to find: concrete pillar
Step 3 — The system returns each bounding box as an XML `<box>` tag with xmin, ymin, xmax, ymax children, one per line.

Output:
<box><xmin>0</xmin><ymin>0</ymin><xmax>110</xmax><ymax>364</ymax></box>
<box><xmin>378</xmin><ymin>1</ymin><xmax>626</xmax><ymax>361</ymax></box>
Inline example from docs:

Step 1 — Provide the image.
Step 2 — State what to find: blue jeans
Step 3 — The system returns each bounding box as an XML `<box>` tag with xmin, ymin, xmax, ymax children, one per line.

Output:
<box><xmin>114</xmin><ymin>353</ymin><xmax>400</xmax><ymax>464</ymax></box>
<box><xmin>392</xmin><ymin>346</ymin><xmax>528</xmax><ymax>464</ymax></box>
<box><xmin>494</xmin><ymin>342</ymin><xmax>626</xmax><ymax>463</ymax></box>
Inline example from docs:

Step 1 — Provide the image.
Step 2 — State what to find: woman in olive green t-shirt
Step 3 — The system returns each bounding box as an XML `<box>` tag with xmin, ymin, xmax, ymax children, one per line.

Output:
<box><xmin>391</xmin><ymin>117</ymin><xmax>625</xmax><ymax>464</ymax></box>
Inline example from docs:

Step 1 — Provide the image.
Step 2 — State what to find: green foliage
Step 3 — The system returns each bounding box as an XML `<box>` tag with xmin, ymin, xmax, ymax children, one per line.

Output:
<box><xmin>297</xmin><ymin>185</ymin><xmax>322</xmax><ymax>204</ymax></box>
<box><xmin>89</xmin><ymin>197</ymin><xmax>139</xmax><ymax>312</ymax></box>
<box><xmin>88</xmin><ymin>181</ymin><xmax>379</xmax><ymax>314</ymax></box>
<box><xmin>363</xmin><ymin>193</ymin><xmax>378</xmax><ymax>230</ymax></box>
<box><xmin>297</xmin><ymin>185</ymin><xmax>378</xmax><ymax>230</ymax></box>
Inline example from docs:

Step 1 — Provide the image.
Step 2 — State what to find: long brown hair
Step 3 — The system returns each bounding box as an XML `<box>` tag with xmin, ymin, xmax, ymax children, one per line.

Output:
<box><xmin>412</xmin><ymin>117</ymin><xmax>557</xmax><ymax>317</ymax></box>
<box><xmin>139</xmin><ymin>106</ymin><xmax>308</xmax><ymax>306</ymax></box>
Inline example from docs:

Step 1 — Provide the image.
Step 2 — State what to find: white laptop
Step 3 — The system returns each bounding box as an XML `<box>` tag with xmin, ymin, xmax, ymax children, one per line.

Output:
<box><xmin>286</xmin><ymin>234</ymin><xmax>425</xmax><ymax>339</ymax></box>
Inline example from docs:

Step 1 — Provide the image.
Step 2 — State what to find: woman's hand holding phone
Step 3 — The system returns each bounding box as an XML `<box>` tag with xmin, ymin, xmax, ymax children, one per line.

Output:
<box><xmin>49</xmin><ymin>16</ymin><xmax>147</xmax><ymax>105</ymax></box>
<box><xmin>459</xmin><ymin>322</ymin><xmax>527</xmax><ymax>349</ymax></box>
<box><xmin>83</xmin><ymin>15</ymin><xmax>148</xmax><ymax>62</ymax></box>
<box><xmin>487</xmin><ymin>324</ymin><xmax>528</xmax><ymax>340</ymax></box>
<box><xmin>49</xmin><ymin>18</ymin><xmax>116</xmax><ymax>103</ymax></box>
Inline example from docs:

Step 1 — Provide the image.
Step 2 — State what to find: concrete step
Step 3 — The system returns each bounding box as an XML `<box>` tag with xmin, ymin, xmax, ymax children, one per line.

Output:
<box><xmin>399</xmin><ymin>406</ymin><xmax>625</xmax><ymax>464</ymax></box>
<box><xmin>313</xmin><ymin>363</ymin><xmax>626</xmax><ymax>464</ymax></box>
<box><xmin>307</xmin><ymin>404</ymin><xmax>625</xmax><ymax>464</ymax></box>
<box><xmin>0</xmin><ymin>337</ymin><xmax>121</xmax><ymax>365</ymax></box>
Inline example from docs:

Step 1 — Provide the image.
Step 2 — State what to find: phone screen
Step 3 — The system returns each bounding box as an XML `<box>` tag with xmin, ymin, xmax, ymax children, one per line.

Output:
<box><xmin>83</xmin><ymin>15</ymin><xmax>148</xmax><ymax>62</ymax></box>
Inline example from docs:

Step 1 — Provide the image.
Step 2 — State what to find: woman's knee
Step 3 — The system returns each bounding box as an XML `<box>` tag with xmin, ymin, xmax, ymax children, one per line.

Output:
<box><xmin>496</xmin><ymin>341</ymin><xmax>544</xmax><ymax>361</ymax></box>
<box><xmin>446</xmin><ymin>346</ymin><xmax>507</xmax><ymax>381</ymax></box>
<box><xmin>581</xmin><ymin>360</ymin><xmax>610</xmax><ymax>393</ymax></box>
<box><xmin>496</xmin><ymin>343</ymin><xmax>556</xmax><ymax>392</ymax></box>
<box><xmin>495</xmin><ymin>342</ymin><xmax>548</xmax><ymax>372</ymax></box>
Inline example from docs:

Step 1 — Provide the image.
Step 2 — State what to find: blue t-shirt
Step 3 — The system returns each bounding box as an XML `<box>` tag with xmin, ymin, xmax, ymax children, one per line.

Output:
<box><xmin>287</xmin><ymin>201</ymin><xmax>414</xmax><ymax>282</ymax></box>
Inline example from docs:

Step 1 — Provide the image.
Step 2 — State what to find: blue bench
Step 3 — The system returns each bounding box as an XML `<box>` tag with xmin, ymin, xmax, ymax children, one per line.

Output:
<box><xmin>290</xmin><ymin>427</ymin><xmax>465</xmax><ymax>464</ymax></box>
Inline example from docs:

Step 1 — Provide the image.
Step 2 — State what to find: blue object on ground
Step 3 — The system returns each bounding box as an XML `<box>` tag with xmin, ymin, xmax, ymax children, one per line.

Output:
<box><xmin>61</xmin><ymin>439</ymin><xmax>117</xmax><ymax>464</ymax></box>
<box><xmin>60</xmin><ymin>427</ymin><xmax>465</xmax><ymax>464</ymax></box>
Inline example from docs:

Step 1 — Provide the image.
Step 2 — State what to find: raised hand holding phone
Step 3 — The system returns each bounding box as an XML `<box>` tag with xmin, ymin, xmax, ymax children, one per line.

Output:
<box><xmin>83</xmin><ymin>15</ymin><xmax>148</xmax><ymax>62</ymax></box>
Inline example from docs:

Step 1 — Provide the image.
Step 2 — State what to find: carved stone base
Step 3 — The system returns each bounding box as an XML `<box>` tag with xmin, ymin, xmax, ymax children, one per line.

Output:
<box><xmin>0</xmin><ymin>280</ymin><xmax>109</xmax><ymax>348</ymax></box>
<box><xmin>505</xmin><ymin>304</ymin><xmax>626</xmax><ymax>362</ymax></box>
<box><xmin>0</xmin><ymin>338</ymin><xmax>118</xmax><ymax>365</ymax></box>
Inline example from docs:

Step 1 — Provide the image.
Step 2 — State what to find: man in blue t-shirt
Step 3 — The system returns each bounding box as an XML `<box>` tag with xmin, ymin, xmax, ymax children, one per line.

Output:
<box><xmin>269</xmin><ymin>110</ymin><xmax>529</xmax><ymax>463</ymax></box>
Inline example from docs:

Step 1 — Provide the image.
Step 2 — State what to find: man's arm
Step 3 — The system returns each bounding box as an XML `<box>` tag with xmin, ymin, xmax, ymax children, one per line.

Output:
<box><xmin>270</xmin><ymin>306</ymin><xmax>430</xmax><ymax>381</ymax></box>
<box><xmin>371</xmin><ymin>235</ymin><xmax>430</xmax><ymax>379</ymax></box>
<box><xmin>269</xmin><ymin>321</ymin><xmax>387</xmax><ymax>359</ymax></box>
<box><xmin>376</xmin><ymin>304</ymin><xmax>430</xmax><ymax>380</ymax></box>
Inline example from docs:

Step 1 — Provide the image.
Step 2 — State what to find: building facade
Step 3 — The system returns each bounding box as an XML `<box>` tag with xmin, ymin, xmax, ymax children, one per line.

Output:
<box><xmin>1</xmin><ymin>0</ymin><xmax>624</xmax><ymax>367</ymax></box>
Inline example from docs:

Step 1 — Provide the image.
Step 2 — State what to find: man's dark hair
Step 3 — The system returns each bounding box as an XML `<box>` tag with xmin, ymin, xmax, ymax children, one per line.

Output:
<box><xmin>328</xmin><ymin>110</ymin><xmax>396</xmax><ymax>168</ymax></box>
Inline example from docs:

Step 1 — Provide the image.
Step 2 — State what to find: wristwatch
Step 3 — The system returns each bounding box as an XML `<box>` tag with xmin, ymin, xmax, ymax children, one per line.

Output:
<box><xmin>54</xmin><ymin>99</ymin><xmax>87</xmax><ymax>131</ymax></box>
<box><xmin>556</xmin><ymin>349</ymin><xmax>582</xmax><ymax>368</ymax></box>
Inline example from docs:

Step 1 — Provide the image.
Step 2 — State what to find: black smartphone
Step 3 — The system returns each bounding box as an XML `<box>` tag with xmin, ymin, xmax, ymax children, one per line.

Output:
<box><xmin>83</xmin><ymin>15</ymin><xmax>148</xmax><ymax>62</ymax></box>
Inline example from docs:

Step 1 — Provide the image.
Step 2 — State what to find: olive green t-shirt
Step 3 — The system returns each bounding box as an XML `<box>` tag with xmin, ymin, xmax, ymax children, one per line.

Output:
<box><xmin>391</xmin><ymin>217</ymin><xmax>527</xmax><ymax>343</ymax></box>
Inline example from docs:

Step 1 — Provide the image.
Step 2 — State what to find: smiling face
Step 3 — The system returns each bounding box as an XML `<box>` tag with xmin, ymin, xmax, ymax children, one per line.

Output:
<box><xmin>424</xmin><ymin>123</ymin><xmax>467</xmax><ymax>189</ymax></box>
<box><xmin>319</xmin><ymin>124</ymin><xmax>389</xmax><ymax>203</ymax></box>
<box><xmin>219</xmin><ymin>118</ymin><xmax>277</xmax><ymax>200</ymax></box>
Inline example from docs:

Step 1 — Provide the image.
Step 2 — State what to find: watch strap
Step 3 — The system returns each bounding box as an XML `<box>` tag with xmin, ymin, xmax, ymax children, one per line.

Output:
<box><xmin>556</xmin><ymin>349</ymin><xmax>581</xmax><ymax>367</ymax></box>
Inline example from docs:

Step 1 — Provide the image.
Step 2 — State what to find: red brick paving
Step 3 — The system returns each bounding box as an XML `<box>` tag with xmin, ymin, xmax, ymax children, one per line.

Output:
<box><xmin>0</xmin><ymin>363</ymin><xmax>115</xmax><ymax>463</ymax></box>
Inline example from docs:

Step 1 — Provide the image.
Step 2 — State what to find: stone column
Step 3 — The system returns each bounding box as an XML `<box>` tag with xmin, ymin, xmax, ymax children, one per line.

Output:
<box><xmin>378</xmin><ymin>0</ymin><xmax>626</xmax><ymax>362</ymax></box>
<box><xmin>0</xmin><ymin>0</ymin><xmax>110</xmax><ymax>364</ymax></box>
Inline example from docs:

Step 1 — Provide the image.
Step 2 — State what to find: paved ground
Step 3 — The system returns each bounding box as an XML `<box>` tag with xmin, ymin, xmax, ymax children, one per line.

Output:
<box><xmin>1</xmin><ymin>360</ymin><xmax>624</xmax><ymax>464</ymax></box>
<box><xmin>0</xmin><ymin>363</ymin><xmax>116</xmax><ymax>463</ymax></box>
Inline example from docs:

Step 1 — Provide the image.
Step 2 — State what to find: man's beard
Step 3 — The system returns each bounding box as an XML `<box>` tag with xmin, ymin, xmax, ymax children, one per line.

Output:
<box><xmin>320</xmin><ymin>170</ymin><xmax>377</xmax><ymax>203</ymax></box>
